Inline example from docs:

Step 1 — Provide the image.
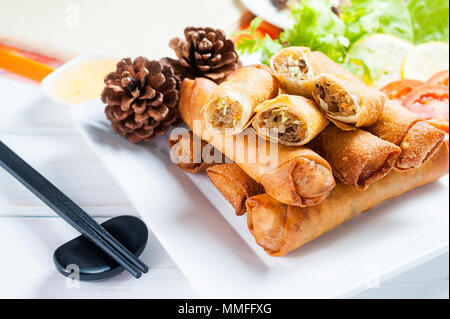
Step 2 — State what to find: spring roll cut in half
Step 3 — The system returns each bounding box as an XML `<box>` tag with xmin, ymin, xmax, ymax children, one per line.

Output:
<box><xmin>366</xmin><ymin>100</ymin><xmax>446</xmax><ymax>171</ymax></box>
<box><xmin>311</xmin><ymin>125</ymin><xmax>401</xmax><ymax>190</ymax></box>
<box><xmin>180</xmin><ymin>78</ymin><xmax>336</xmax><ymax>207</ymax></box>
<box><xmin>271</xmin><ymin>47</ymin><xmax>316</xmax><ymax>98</ymax></box>
<box><xmin>203</xmin><ymin>65</ymin><xmax>278</xmax><ymax>135</ymax></box>
<box><xmin>207</xmin><ymin>164</ymin><xmax>265</xmax><ymax>216</ymax></box>
<box><xmin>270</xmin><ymin>47</ymin><xmax>357</xmax><ymax>98</ymax></box>
<box><xmin>247</xmin><ymin>143</ymin><xmax>449</xmax><ymax>257</ymax></box>
<box><xmin>312</xmin><ymin>74</ymin><xmax>386</xmax><ymax>128</ymax></box>
<box><xmin>168</xmin><ymin>130</ymin><xmax>224</xmax><ymax>174</ymax></box>
<box><xmin>252</xmin><ymin>94</ymin><xmax>329</xmax><ymax>146</ymax></box>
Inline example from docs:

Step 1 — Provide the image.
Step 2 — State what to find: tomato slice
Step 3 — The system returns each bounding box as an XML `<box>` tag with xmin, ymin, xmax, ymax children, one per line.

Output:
<box><xmin>257</xmin><ymin>21</ymin><xmax>282</xmax><ymax>40</ymax></box>
<box><xmin>427</xmin><ymin>70</ymin><xmax>449</xmax><ymax>87</ymax></box>
<box><xmin>402</xmin><ymin>84</ymin><xmax>449</xmax><ymax>125</ymax></box>
<box><xmin>380</xmin><ymin>79</ymin><xmax>424</xmax><ymax>100</ymax></box>
<box><xmin>234</xmin><ymin>20</ymin><xmax>282</xmax><ymax>44</ymax></box>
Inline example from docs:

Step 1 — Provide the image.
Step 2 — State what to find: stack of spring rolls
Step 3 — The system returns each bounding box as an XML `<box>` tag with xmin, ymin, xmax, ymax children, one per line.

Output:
<box><xmin>170</xmin><ymin>46</ymin><xmax>448</xmax><ymax>257</ymax></box>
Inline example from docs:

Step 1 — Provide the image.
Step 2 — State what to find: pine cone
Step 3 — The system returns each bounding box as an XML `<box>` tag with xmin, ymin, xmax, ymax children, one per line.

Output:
<box><xmin>101</xmin><ymin>57</ymin><xmax>180</xmax><ymax>144</ymax></box>
<box><xmin>165</xmin><ymin>27</ymin><xmax>240</xmax><ymax>83</ymax></box>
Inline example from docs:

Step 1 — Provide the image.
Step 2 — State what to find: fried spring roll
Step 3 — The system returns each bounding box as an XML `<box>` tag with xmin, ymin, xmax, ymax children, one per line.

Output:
<box><xmin>252</xmin><ymin>94</ymin><xmax>329</xmax><ymax>146</ymax></box>
<box><xmin>270</xmin><ymin>47</ymin><xmax>357</xmax><ymax>98</ymax></box>
<box><xmin>180</xmin><ymin>78</ymin><xmax>336</xmax><ymax>207</ymax></box>
<box><xmin>311</xmin><ymin>125</ymin><xmax>402</xmax><ymax>190</ymax></box>
<box><xmin>271</xmin><ymin>47</ymin><xmax>386</xmax><ymax>128</ymax></box>
<box><xmin>312</xmin><ymin>74</ymin><xmax>386</xmax><ymax>128</ymax></box>
<box><xmin>168</xmin><ymin>130</ymin><xmax>224</xmax><ymax>174</ymax></box>
<box><xmin>206</xmin><ymin>164</ymin><xmax>265</xmax><ymax>216</ymax></box>
<box><xmin>367</xmin><ymin>100</ymin><xmax>446</xmax><ymax>171</ymax></box>
<box><xmin>247</xmin><ymin>143</ymin><xmax>449</xmax><ymax>257</ymax></box>
<box><xmin>203</xmin><ymin>65</ymin><xmax>279</xmax><ymax>135</ymax></box>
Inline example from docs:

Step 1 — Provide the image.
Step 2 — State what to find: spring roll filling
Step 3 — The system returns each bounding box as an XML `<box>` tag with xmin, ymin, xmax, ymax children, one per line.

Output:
<box><xmin>316</xmin><ymin>81</ymin><xmax>360</xmax><ymax>120</ymax></box>
<box><xmin>210</xmin><ymin>97</ymin><xmax>243</xmax><ymax>129</ymax></box>
<box><xmin>258</xmin><ymin>107</ymin><xmax>307</xmax><ymax>143</ymax></box>
<box><xmin>273</xmin><ymin>54</ymin><xmax>312</xmax><ymax>81</ymax></box>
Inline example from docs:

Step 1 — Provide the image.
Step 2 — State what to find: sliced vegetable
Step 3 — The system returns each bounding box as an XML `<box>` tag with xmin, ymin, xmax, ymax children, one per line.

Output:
<box><xmin>427</xmin><ymin>70</ymin><xmax>449</xmax><ymax>87</ymax></box>
<box><xmin>257</xmin><ymin>20</ymin><xmax>283</xmax><ymax>40</ymax></box>
<box><xmin>234</xmin><ymin>17</ymin><xmax>284</xmax><ymax>65</ymax></box>
<box><xmin>402</xmin><ymin>84</ymin><xmax>449</xmax><ymax>124</ymax></box>
<box><xmin>234</xmin><ymin>17</ymin><xmax>282</xmax><ymax>43</ymax></box>
<box><xmin>344</xmin><ymin>34</ymin><xmax>414</xmax><ymax>88</ymax></box>
<box><xmin>380</xmin><ymin>79</ymin><xmax>424</xmax><ymax>100</ymax></box>
<box><xmin>402</xmin><ymin>41</ymin><xmax>449</xmax><ymax>81</ymax></box>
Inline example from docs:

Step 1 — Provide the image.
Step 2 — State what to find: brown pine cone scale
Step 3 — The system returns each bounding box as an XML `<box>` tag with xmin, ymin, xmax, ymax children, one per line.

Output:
<box><xmin>101</xmin><ymin>57</ymin><xmax>180</xmax><ymax>143</ymax></box>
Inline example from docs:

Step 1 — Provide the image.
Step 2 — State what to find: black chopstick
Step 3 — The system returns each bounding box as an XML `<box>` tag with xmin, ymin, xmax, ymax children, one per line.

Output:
<box><xmin>0</xmin><ymin>141</ymin><xmax>148</xmax><ymax>278</ymax></box>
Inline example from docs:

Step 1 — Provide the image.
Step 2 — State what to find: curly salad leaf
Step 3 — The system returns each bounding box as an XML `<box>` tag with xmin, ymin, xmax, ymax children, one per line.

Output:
<box><xmin>408</xmin><ymin>0</ymin><xmax>449</xmax><ymax>43</ymax></box>
<box><xmin>234</xmin><ymin>17</ymin><xmax>283</xmax><ymax>65</ymax></box>
<box><xmin>280</xmin><ymin>0</ymin><xmax>349</xmax><ymax>63</ymax></box>
<box><xmin>341</xmin><ymin>0</ymin><xmax>414</xmax><ymax>43</ymax></box>
<box><xmin>235</xmin><ymin>0</ymin><xmax>349</xmax><ymax>64</ymax></box>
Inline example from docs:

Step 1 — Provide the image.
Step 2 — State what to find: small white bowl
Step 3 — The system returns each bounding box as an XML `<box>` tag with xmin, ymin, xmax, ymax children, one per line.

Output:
<box><xmin>41</xmin><ymin>53</ymin><xmax>117</xmax><ymax>108</ymax></box>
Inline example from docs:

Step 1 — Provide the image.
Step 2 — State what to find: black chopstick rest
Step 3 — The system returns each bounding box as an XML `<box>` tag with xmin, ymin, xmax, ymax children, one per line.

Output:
<box><xmin>54</xmin><ymin>215</ymin><xmax>148</xmax><ymax>281</ymax></box>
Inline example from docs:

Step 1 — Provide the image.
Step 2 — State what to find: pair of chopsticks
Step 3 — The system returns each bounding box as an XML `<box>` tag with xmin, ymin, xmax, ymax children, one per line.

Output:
<box><xmin>0</xmin><ymin>141</ymin><xmax>149</xmax><ymax>278</ymax></box>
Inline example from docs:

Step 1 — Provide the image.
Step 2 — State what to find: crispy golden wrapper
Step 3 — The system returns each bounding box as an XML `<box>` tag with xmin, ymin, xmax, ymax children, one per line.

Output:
<box><xmin>252</xmin><ymin>94</ymin><xmax>329</xmax><ymax>146</ymax></box>
<box><xmin>207</xmin><ymin>164</ymin><xmax>265</xmax><ymax>216</ymax></box>
<box><xmin>367</xmin><ymin>100</ymin><xmax>446</xmax><ymax>171</ymax></box>
<box><xmin>270</xmin><ymin>47</ymin><xmax>357</xmax><ymax>98</ymax></box>
<box><xmin>311</xmin><ymin>125</ymin><xmax>401</xmax><ymax>190</ymax></box>
<box><xmin>179</xmin><ymin>78</ymin><xmax>336</xmax><ymax>207</ymax></box>
<box><xmin>247</xmin><ymin>143</ymin><xmax>449</xmax><ymax>257</ymax></box>
<box><xmin>312</xmin><ymin>74</ymin><xmax>386</xmax><ymax>128</ymax></box>
<box><xmin>202</xmin><ymin>65</ymin><xmax>278</xmax><ymax>135</ymax></box>
<box><xmin>271</xmin><ymin>47</ymin><xmax>386</xmax><ymax>128</ymax></box>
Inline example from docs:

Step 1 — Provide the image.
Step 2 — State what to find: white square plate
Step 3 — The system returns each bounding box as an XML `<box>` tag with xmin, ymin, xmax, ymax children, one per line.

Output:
<box><xmin>71</xmin><ymin>100</ymin><xmax>449</xmax><ymax>298</ymax></box>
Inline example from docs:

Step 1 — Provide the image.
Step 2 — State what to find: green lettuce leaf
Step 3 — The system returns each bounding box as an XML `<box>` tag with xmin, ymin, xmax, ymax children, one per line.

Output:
<box><xmin>408</xmin><ymin>0</ymin><xmax>450</xmax><ymax>44</ymax></box>
<box><xmin>234</xmin><ymin>17</ymin><xmax>264</xmax><ymax>54</ymax></box>
<box><xmin>341</xmin><ymin>0</ymin><xmax>414</xmax><ymax>43</ymax></box>
<box><xmin>258</xmin><ymin>36</ymin><xmax>284</xmax><ymax>65</ymax></box>
<box><xmin>235</xmin><ymin>17</ymin><xmax>283</xmax><ymax>65</ymax></box>
<box><xmin>281</xmin><ymin>0</ymin><xmax>349</xmax><ymax>63</ymax></box>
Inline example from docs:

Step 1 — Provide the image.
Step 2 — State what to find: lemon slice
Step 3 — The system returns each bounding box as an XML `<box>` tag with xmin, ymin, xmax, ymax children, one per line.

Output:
<box><xmin>402</xmin><ymin>42</ymin><xmax>450</xmax><ymax>81</ymax></box>
<box><xmin>345</xmin><ymin>34</ymin><xmax>414</xmax><ymax>88</ymax></box>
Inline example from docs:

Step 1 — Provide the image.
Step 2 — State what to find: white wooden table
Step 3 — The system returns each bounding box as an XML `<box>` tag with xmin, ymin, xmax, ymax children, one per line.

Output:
<box><xmin>0</xmin><ymin>73</ymin><xmax>448</xmax><ymax>299</ymax></box>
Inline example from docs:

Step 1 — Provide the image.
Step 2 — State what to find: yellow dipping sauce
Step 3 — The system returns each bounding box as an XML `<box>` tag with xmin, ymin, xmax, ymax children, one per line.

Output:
<box><xmin>48</xmin><ymin>57</ymin><xmax>118</xmax><ymax>104</ymax></box>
